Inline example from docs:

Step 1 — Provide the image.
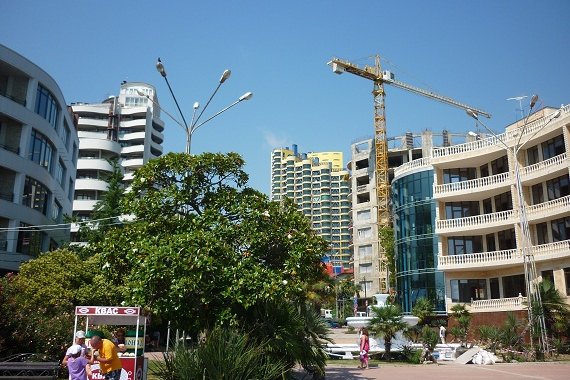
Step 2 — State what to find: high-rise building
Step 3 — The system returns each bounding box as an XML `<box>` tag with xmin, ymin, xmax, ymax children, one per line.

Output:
<box><xmin>70</xmin><ymin>82</ymin><xmax>164</xmax><ymax>239</ymax></box>
<box><xmin>0</xmin><ymin>44</ymin><xmax>79</xmax><ymax>272</ymax></box>
<box><xmin>270</xmin><ymin>144</ymin><xmax>351</xmax><ymax>270</ymax></box>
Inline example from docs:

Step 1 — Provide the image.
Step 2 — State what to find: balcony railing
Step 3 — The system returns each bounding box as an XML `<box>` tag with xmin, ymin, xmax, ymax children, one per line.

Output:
<box><xmin>527</xmin><ymin>195</ymin><xmax>570</xmax><ymax>222</ymax></box>
<box><xmin>438</xmin><ymin>239</ymin><xmax>570</xmax><ymax>270</ymax></box>
<box><xmin>469</xmin><ymin>295</ymin><xmax>526</xmax><ymax>312</ymax></box>
<box><xmin>393</xmin><ymin>157</ymin><xmax>432</xmax><ymax>178</ymax></box>
<box><xmin>434</xmin><ymin>172</ymin><xmax>510</xmax><ymax>197</ymax></box>
<box><xmin>438</xmin><ymin>248</ymin><xmax>519</xmax><ymax>269</ymax></box>
<box><xmin>436</xmin><ymin>210</ymin><xmax>515</xmax><ymax>233</ymax></box>
<box><xmin>432</xmin><ymin>105</ymin><xmax>570</xmax><ymax>160</ymax></box>
<box><xmin>521</xmin><ymin>153</ymin><xmax>567</xmax><ymax>179</ymax></box>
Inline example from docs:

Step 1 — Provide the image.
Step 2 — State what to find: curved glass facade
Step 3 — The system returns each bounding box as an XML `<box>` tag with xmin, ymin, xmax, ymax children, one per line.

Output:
<box><xmin>392</xmin><ymin>169</ymin><xmax>445</xmax><ymax>314</ymax></box>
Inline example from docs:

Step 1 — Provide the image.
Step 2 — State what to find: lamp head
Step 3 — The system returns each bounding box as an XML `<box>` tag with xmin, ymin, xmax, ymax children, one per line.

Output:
<box><xmin>466</xmin><ymin>109</ymin><xmax>479</xmax><ymax>120</ymax></box>
<box><xmin>529</xmin><ymin>94</ymin><xmax>539</xmax><ymax>109</ymax></box>
<box><xmin>220</xmin><ymin>69</ymin><xmax>231</xmax><ymax>84</ymax></box>
<box><xmin>136</xmin><ymin>90</ymin><xmax>145</xmax><ymax>97</ymax></box>
<box><xmin>239</xmin><ymin>92</ymin><xmax>253</xmax><ymax>101</ymax></box>
<box><xmin>193</xmin><ymin>101</ymin><xmax>200</xmax><ymax>110</ymax></box>
<box><xmin>156</xmin><ymin>58</ymin><xmax>167</xmax><ymax>78</ymax></box>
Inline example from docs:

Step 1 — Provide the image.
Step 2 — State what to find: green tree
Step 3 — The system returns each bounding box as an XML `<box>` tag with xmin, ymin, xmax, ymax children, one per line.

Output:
<box><xmin>536</xmin><ymin>280</ymin><xmax>570</xmax><ymax>337</ymax></box>
<box><xmin>369</xmin><ymin>303</ymin><xmax>408</xmax><ymax>361</ymax></box>
<box><xmin>89</xmin><ymin>152</ymin><xmax>329</xmax><ymax>332</ymax></box>
<box><xmin>449</xmin><ymin>303</ymin><xmax>472</xmax><ymax>346</ymax></box>
<box><xmin>0</xmin><ymin>249</ymin><xmax>121</xmax><ymax>357</ymax></box>
<box><xmin>406</xmin><ymin>297</ymin><xmax>435</xmax><ymax>343</ymax></box>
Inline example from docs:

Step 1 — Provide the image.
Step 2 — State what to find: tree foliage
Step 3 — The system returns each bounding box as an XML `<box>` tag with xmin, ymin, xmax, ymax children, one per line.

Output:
<box><xmin>89</xmin><ymin>152</ymin><xmax>329</xmax><ymax>332</ymax></box>
<box><xmin>369</xmin><ymin>303</ymin><xmax>407</xmax><ymax>360</ymax></box>
<box><xmin>0</xmin><ymin>249</ymin><xmax>121</xmax><ymax>357</ymax></box>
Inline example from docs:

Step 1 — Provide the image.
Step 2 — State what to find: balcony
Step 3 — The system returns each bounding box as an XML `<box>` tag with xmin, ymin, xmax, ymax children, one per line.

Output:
<box><xmin>436</xmin><ymin>210</ymin><xmax>516</xmax><ymax>235</ymax></box>
<box><xmin>438</xmin><ymin>248</ymin><xmax>520</xmax><ymax>271</ymax></box>
<box><xmin>465</xmin><ymin>295</ymin><xmax>526</xmax><ymax>313</ymax></box>
<box><xmin>527</xmin><ymin>195</ymin><xmax>570</xmax><ymax>223</ymax></box>
<box><xmin>438</xmin><ymin>240</ymin><xmax>570</xmax><ymax>271</ymax></box>
<box><xmin>521</xmin><ymin>153</ymin><xmax>567</xmax><ymax>185</ymax></box>
<box><xmin>393</xmin><ymin>157</ymin><xmax>432</xmax><ymax>179</ymax></box>
<box><xmin>433</xmin><ymin>172</ymin><xmax>510</xmax><ymax>201</ymax></box>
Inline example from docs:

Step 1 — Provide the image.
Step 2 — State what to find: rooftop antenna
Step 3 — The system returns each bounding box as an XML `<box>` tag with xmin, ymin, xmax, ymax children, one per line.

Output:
<box><xmin>506</xmin><ymin>95</ymin><xmax>528</xmax><ymax>120</ymax></box>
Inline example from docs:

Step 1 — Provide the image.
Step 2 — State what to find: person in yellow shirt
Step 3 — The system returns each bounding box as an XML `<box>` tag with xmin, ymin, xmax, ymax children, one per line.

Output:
<box><xmin>89</xmin><ymin>335</ymin><xmax>122</xmax><ymax>380</ymax></box>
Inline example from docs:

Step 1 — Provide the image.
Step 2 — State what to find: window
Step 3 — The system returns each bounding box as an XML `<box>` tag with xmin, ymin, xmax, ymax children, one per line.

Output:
<box><xmin>445</xmin><ymin>201</ymin><xmax>479</xmax><ymax>219</ymax></box>
<box><xmin>546</xmin><ymin>175</ymin><xmax>570</xmax><ymax>201</ymax></box>
<box><xmin>450</xmin><ymin>279</ymin><xmax>487</xmax><ymax>302</ymax></box>
<box><xmin>35</xmin><ymin>84</ymin><xmax>59</xmax><ymax>129</ymax></box>
<box><xmin>498</xmin><ymin>229</ymin><xmax>516</xmax><ymax>250</ymax></box>
<box><xmin>483</xmin><ymin>198</ymin><xmax>493</xmax><ymax>214</ymax></box>
<box><xmin>448</xmin><ymin>236</ymin><xmax>483</xmax><ymax>255</ymax></box>
<box><xmin>443</xmin><ymin>168</ymin><xmax>476</xmax><ymax>184</ymax></box>
<box><xmin>542</xmin><ymin>135</ymin><xmax>565</xmax><ymax>160</ymax></box>
<box><xmin>502</xmin><ymin>274</ymin><xmax>526</xmax><ymax>297</ymax></box>
<box><xmin>16</xmin><ymin>223</ymin><xmax>45</xmax><ymax>257</ymax></box>
<box><xmin>536</xmin><ymin>223</ymin><xmax>548</xmax><ymax>245</ymax></box>
<box><xmin>28</xmin><ymin>129</ymin><xmax>54</xmax><ymax>171</ymax></box>
<box><xmin>494</xmin><ymin>191</ymin><xmax>513</xmax><ymax>212</ymax></box>
<box><xmin>55</xmin><ymin>159</ymin><xmax>66</xmax><ymax>187</ymax></box>
<box><xmin>486</xmin><ymin>233</ymin><xmax>496</xmax><ymax>251</ymax></box>
<box><xmin>527</xmin><ymin>145</ymin><xmax>539</xmax><ymax>165</ymax></box>
<box><xmin>359</xmin><ymin>263</ymin><xmax>372</xmax><ymax>274</ymax></box>
<box><xmin>490</xmin><ymin>278</ymin><xmax>500</xmax><ymax>299</ymax></box>
<box><xmin>52</xmin><ymin>199</ymin><xmax>62</xmax><ymax>223</ymax></box>
<box><xmin>357</xmin><ymin>210</ymin><xmax>371</xmax><ymax>221</ymax></box>
<box><xmin>358</xmin><ymin>245</ymin><xmax>373</xmax><ymax>257</ymax></box>
<box><xmin>541</xmin><ymin>270</ymin><xmax>554</xmax><ymax>284</ymax></box>
<box><xmin>491</xmin><ymin>155</ymin><xmax>508</xmax><ymax>175</ymax></box>
<box><xmin>552</xmin><ymin>217</ymin><xmax>570</xmax><ymax>242</ymax></box>
<box><xmin>532</xmin><ymin>184</ymin><xmax>544</xmax><ymax>205</ymax></box>
<box><xmin>358</xmin><ymin>227</ymin><xmax>372</xmax><ymax>239</ymax></box>
<box><xmin>480</xmin><ymin>163</ymin><xmax>489</xmax><ymax>178</ymax></box>
<box><xmin>22</xmin><ymin>176</ymin><xmax>50</xmax><ymax>215</ymax></box>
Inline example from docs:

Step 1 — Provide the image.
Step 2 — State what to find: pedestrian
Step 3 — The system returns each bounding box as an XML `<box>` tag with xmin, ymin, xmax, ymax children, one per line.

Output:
<box><xmin>66</xmin><ymin>344</ymin><xmax>93</xmax><ymax>380</ymax></box>
<box><xmin>62</xmin><ymin>331</ymin><xmax>87</xmax><ymax>367</ymax></box>
<box><xmin>359</xmin><ymin>327</ymin><xmax>370</xmax><ymax>369</ymax></box>
<box><xmin>439</xmin><ymin>325</ymin><xmax>446</xmax><ymax>344</ymax></box>
<box><xmin>89</xmin><ymin>335</ymin><xmax>122</xmax><ymax>380</ymax></box>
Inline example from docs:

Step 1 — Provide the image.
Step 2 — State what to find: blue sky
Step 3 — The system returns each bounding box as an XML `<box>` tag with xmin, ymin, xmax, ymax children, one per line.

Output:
<box><xmin>2</xmin><ymin>0</ymin><xmax>569</xmax><ymax>194</ymax></box>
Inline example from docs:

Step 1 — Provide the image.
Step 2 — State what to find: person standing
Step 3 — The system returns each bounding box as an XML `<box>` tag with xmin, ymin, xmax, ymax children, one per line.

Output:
<box><xmin>66</xmin><ymin>344</ymin><xmax>93</xmax><ymax>380</ymax></box>
<box><xmin>359</xmin><ymin>328</ymin><xmax>370</xmax><ymax>369</ymax></box>
<box><xmin>439</xmin><ymin>325</ymin><xmax>446</xmax><ymax>344</ymax></box>
<box><xmin>62</xmin><ymin>331</ymin><xmax>87</xmax><ymax>367</ymax></box>
<box><xmin>89</xmin><ymin>335</ymin><xmax>122</xmax><ymax>380</ymax></box>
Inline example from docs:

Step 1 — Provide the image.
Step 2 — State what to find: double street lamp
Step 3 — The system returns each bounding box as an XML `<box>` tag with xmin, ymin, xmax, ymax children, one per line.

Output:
<box><xmin>152</xmin><ymin>57</ymin><xmax>253</xmax><ymax>154</ymax></box>
<box><xmin>466</xmin><ymin>96</ymin><xmax>562</xmax><ymax>356</ymax></box>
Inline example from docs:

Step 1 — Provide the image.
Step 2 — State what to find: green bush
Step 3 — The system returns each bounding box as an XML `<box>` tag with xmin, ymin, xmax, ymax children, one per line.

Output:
<box><xmin>151</xmin><ymin>326</ymin><xmax>286</xmax><ymax>380</ymax></box>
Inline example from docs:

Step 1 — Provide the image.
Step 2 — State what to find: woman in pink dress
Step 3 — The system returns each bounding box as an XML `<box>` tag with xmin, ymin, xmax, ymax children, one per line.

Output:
<box><xmin>359</xmin><ymin>328</ymin><xmax>370</xmax><ymax>369</ymax></box>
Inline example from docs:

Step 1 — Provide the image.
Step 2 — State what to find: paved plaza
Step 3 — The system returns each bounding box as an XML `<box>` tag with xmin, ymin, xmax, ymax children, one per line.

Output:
<box><xmin>324</xmin><ymin>362</ymin><xmax>570</xmax><ymax>380</ymax></box>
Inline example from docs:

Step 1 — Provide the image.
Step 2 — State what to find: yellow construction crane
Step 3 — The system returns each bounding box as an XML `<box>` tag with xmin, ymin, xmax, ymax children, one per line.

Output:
<box><xmin>328</xmin><ymin>55</ymin><xmax>490</xmax><ymax>227</ymax></box>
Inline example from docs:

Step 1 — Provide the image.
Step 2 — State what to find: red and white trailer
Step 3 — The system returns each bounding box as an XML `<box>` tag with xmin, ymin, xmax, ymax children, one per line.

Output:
<box><xmin>74</xmin><ymin>306</ymin><xmax>148</xmax><ymax>380</ymax></box>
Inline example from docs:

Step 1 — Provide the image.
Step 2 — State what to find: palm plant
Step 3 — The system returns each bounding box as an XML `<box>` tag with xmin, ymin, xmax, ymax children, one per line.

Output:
<box><xmin>406</xmin><ymin>297</ymin><xmax>435</xmax><ymax>343</ymax></box>
<box><xmin>477</xmin><ymin>325</ymin><xmax>501</xmax><ymax>353</ymax></box>
<box><xmin>369</xmin><ymin>304</ymin><xmax>407</xmax><ymax>361</ymax></box>
<box><xmin>498</xmin><ymin>312</ymin><xmax>524</xmax><ymax>362</ymax></box>
<box><xmin>151</xmin><ymin>326</ymin><xmax>286</xmax><ymax>380</ymax></box>
<box><xmin>536</xmin><ymin>280</ymin><xmax>570</xmax><ymax>337</ymax></box>
<box><xmin>449</xmin><ymin>304</ymin><xmax>471</xmax><ymax>346</ymax></box>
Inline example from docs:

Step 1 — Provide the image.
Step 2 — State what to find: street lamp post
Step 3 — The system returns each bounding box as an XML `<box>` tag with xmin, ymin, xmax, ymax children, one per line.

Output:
<box><xmin>466</xmin><ymin>97</ymin><xmax>562</xmax><ymax>356</ymax></box>
<box><xmin>154</xmin><ymin>58</ymin><xmax>252</xmax><ymax>154</ymax></box>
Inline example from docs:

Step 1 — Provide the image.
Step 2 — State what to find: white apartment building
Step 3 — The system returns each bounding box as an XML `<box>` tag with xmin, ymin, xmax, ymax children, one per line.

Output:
<box><xmin>70</xmin><ymin>83</ymin><xmax>164</xmax><ymax>237</ymax></box>
<box><xmin>393</xmin><ymin>104</ymin><xmax>570</xmax><ymax>323</ymax></box>
<box><xmin>0</xmin><ymin>44</ymin><xmax>79</xmax><ymax>271</ymax></box>
<box><xmin>271</xmin><ymin>144</ymin><xmax>351</xmax><ymax>270</ymax></box>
